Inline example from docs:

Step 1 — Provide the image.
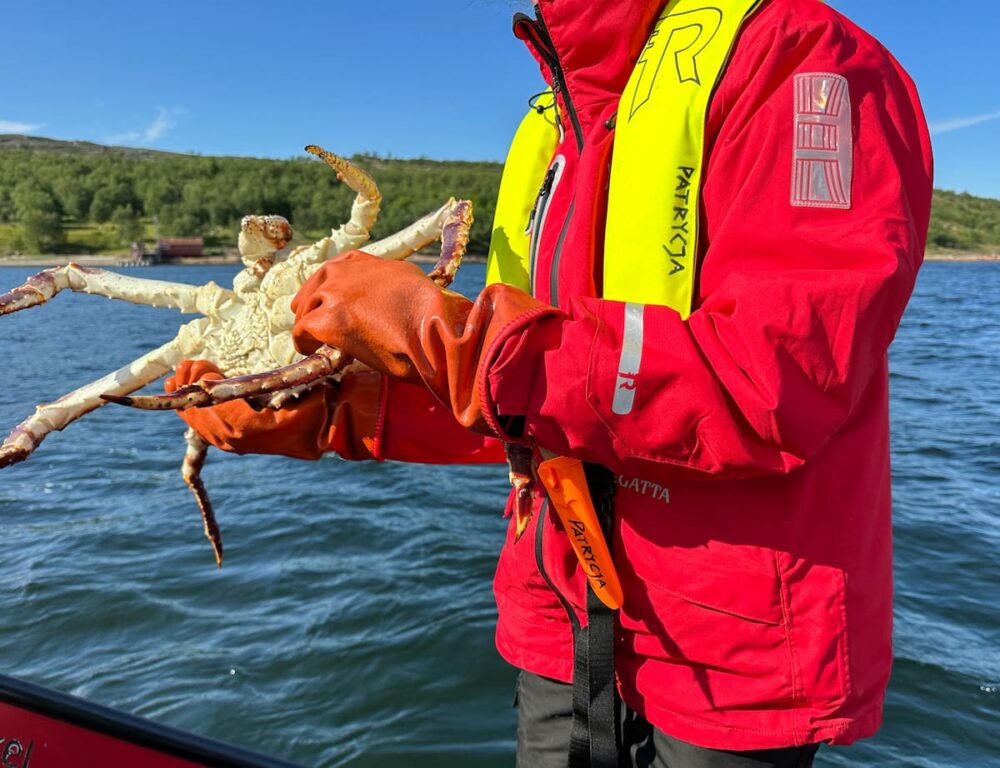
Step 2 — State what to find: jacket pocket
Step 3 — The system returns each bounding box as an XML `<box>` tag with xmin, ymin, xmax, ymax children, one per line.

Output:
<box><xmin>783</xmin><ymin>561</ymin><xmax>851</xmax><ymax>712</ymax></box>
<box><xmin>621</xmin><ymin>542</ymin><xmax>795</xmax><ymax>711</ymax></box>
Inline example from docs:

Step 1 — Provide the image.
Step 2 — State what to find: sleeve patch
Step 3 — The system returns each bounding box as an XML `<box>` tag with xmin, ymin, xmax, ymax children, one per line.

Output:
<box><xmin>791</xmin><ymin>73</ymin><xmax>852</xmax><ymax>210</ymax></box>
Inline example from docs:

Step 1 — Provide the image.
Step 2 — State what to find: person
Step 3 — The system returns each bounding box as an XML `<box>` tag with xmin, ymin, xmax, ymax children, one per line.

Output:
<box><xmin>167</xmin><ymin>0</ymin><xmax>933</xmax><ymax>764</ymax></box>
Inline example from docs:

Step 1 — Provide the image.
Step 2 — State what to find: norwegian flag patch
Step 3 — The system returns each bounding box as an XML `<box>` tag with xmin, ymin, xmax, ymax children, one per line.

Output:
<box><xmin>791</xmin><ymin>73</ymin><xmax>852</xmax><ymax>209</ymax></box>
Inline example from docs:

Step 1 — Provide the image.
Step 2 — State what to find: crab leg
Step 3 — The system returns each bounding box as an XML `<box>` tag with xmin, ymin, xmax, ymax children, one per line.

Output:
<box><xmin>306</xmin><ymin>144</ymin><xmax>381</xmax><ymax>218</ymax></box>
<box><xmin>278</xmin><ymin>146</ymin><xmax>382</xmax><ymax>272</ymax></box>
<box><xmin>106</xmin><ymin>201</ymin><xmax>472</xmax><ymax>412</ymax></box>
<box><xmin>0</xmin><ymin>264</ymin><xmax>234</xmax><ymax>316</ymax></box>
<box><xmin>426</xmin><ymin>199</ymin><xmax>473</xmax><ymax>286</ymax></box>
<box><xmin>0</xmin><ymin>337</ymin><xmax>188</xmax><ymax>468</ymax></box>
<box><xmin>182</xmin><ymin>428</ymin><xmax>224</xmax><ymax>568</ymax></box>
<box><xmin>104</xmin><ymin>346</ymin><xmax>347</xmax><ymax>411</ymax></box>
<box><xmin>362</xmin><ymin>199</ymin><xmax>470</xmax><ymax>261</ymax></box>
<box><xmin>286</xmin><ymin>197</ymin><xmax>475</xmax><ymax>294</ymax></box>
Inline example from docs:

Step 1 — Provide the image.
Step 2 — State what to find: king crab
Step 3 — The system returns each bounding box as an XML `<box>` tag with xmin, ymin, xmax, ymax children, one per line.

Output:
<box><xmin>0</xmin><ymin>145</ymin><xmax>473</xmax><ymax>566</ymax></box>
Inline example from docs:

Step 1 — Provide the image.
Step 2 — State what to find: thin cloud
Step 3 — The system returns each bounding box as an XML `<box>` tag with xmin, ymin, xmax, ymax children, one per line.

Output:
<box><xmin>929</xmin><ymin>109</ymin><xmax>1000</xmax><ymax>136</ymax></box>
<box><xmin>0</xmin><ymin>119</ymin><xmax>43</xmax><ymax>134</ymax></box>
<box><xmin>107</xmin><ymin>106</ymin><xmax>183</xmax><ymax>145</ymax></box>
<box><xmin>142</xmin><ymin>106</ymin><xmax>174</xmax><ymax>142</ymax></box>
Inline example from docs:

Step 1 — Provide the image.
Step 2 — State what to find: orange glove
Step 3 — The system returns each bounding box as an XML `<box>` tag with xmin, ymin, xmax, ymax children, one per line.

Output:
<box><xmin>291</xmin><ymin>250</ymin><xmax>559</xmax><ymax>434</ymax></box>
<box><xmin>166</xmin><ymin>359</ymin><xmax>384</xmax><ymax>461</ymax></box>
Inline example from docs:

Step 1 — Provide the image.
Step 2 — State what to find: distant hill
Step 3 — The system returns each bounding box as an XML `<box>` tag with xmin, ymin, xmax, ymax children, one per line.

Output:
<box><xmin>927</xmin><ymin>189</ymin><xmax>1000</xmax><ymax>254</ymax></box>
<box><xmin>0</xmin><ymin>135</ymin><xmax>997</xmax><ymax>257</ymax></box>
<box><xmin>0</xmin><ymin>135</ymin><xmax>503</xmax><ymax>256</ymax></box>
<box><xmin>0</xmin><ymin>134</ymin><xmax>180</xmax><ymax>160</ymax></box>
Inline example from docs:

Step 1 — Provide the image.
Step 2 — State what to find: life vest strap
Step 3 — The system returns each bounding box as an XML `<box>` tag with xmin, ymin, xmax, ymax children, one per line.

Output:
<box><xmin>603</xmin><ymin>0</ymin><xmax>763</xmax><ymax>316</ymax></box>
<box><xmin>569</xmin><ymin>463</ymin><xmax>619</xmax><ymax>768</ymax></box>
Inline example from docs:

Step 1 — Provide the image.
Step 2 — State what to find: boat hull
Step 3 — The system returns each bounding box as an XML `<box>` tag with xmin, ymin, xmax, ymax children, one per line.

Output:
<box><xmin>0</xmin><ymin>674</ymin><xmax>302</xmax><ymax>767</ymax></box>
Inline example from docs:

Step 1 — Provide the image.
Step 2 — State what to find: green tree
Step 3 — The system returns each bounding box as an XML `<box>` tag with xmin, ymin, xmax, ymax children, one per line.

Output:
<box><xmin>157</xmin><ymin>203</ymin><xmax>208</xmax><ymax>237</ymax></box>
<box><xmin>111</xmin><ymin>204</ymin><xmax>145</xmax><ymax>246</ymax></box>
<box><xmin>13</xmin><ymin>184</ymin><xmax>64</xmax><ymax>253</ymax></box>
<box><xmin>136</xmin><ymin>174</ymin><xmax>181</xmax><ymax>215</ymax></box>
<box><xmin>89</xmin><ymin>179</ymin><xmax>137</xmax><ymax>223</ymax></box>
<box><xmin>52</xmin><ymin>173</ymin><xmax>95</xmax><ymax>221</ymax></box>
<box><xmin>0</xmin><ymin>187</ymin><xmax>15</xmax><ymax>222</ymax></box>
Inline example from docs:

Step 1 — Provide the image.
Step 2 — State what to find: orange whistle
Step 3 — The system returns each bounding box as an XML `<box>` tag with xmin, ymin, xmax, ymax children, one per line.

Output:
<box><xmin>536</xmin><ymin>456</ymin><xmax>623</xmax><ymax>610</ymax></box>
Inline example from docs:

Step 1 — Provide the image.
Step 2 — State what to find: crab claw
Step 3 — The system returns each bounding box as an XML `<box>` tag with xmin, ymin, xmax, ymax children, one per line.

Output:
<box><xmin>101</xmin><ymin>388</ymin><xmax>213</xmax><ymax>410</ymax></box>
<box><xmin>0</xmin><ymin>443</ymin><xmax>31</xmax><ymax>469</ymax></box>
<box><xmin>1</xmin><ymin>425</ymin><xmax>42</xmax><ymax>469</ymax></box>
<box><xmin>305</xmin><ymin>144</ymin><xmax>381</xmax><ymax>207</ymax></box>
<box><xmin>101</xmin><ymin>346</ymin><xmax>347</xmax><ymax>411</ymax></box>
<box><xmin>505</xmin><ymin>443</ymin><xmax>536</xmax><ymax>542</ymax></box>
<box><xmin>0</xmin><ymin>276</ymin><xmax>55</xmax><ymax>315</ymax></box>
<box><xmin>427</xmin><ymin>199</ymin><xmax>473</xmax><ymax>288</ymax></box>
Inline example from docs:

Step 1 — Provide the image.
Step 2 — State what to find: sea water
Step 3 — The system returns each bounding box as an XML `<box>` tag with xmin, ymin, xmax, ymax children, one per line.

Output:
<box><xmin>0</xmin><ymin>262</ymin><xmax>996</xmax><ymax>766</ymax></box>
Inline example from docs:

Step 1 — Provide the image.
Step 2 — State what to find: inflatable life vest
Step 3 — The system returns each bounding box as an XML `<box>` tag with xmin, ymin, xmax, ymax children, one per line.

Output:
<box><xmin>487</xmin><ymin>0</ymin><xmax>763</xmax><ymax>319</ymax></box>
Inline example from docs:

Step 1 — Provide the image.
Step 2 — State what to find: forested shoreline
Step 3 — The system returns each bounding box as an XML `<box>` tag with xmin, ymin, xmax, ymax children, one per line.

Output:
<box><xmin>0</xmin><ymin>136</ymin><xmax>502</xmax><ymax>257</ymax></box>
<box><xmin>0</xmin><ymin>135</ymin><xmax>997</xmax><ymax>257</ymax></box>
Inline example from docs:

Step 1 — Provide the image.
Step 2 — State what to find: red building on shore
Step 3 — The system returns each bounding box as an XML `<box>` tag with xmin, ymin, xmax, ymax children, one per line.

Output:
<box><xmin>154</xmin><ymin>237</ymin><xmax>204</xmax><ymax>260</ymax></box>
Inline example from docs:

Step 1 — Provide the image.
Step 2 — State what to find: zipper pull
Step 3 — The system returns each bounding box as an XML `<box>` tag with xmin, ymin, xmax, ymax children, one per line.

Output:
<box><xmin>526</xmin><ymin>165</ymin><xmax>558</xmax><ymax>235</ymax></box>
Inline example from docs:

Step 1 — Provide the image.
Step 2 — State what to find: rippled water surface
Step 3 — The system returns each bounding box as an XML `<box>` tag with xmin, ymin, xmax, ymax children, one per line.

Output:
<box><xmin>0</xmin><ymin>262</ymin><xmax>997</xmax><ymax>766</ymax></box>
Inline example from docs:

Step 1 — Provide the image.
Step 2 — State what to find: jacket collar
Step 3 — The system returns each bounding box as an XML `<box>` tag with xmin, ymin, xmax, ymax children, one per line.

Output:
<box><xmin>514</xmin><ymin>0</ymin><xmax>667</xmax><ymax>130</ymax></box>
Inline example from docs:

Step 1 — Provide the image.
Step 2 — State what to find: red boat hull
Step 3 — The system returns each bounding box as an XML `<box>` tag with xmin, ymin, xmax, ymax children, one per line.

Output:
<box><xmin>0</xmin><ymin>674</ymin><xmax>302</xmax><ymax>767</ymax></box>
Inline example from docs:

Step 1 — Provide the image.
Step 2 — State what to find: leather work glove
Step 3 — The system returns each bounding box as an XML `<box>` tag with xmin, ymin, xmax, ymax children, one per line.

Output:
<box><xmin>291</xmin><ymin>250</ymin><xmax>560</xmax><ymax>434</ymax></box>
<box><xmin>166</xmin><ymin>359</ymin><xmax>383</xmax><ymax>460</ymax></box>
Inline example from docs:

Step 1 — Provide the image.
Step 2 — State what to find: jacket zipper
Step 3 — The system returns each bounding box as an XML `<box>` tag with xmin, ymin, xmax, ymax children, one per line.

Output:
<box><xmin>527</xmin><ymin>160</ymin><xmax>562</xmax><ymax>295</ymax></box>
<box><xmin>534</xmin><ymin>499</ymin><xmax>581</xmax><ymax>634</ymax></box>
<box><xmin>548</xmin><ymin>200</ymin><xmax>574</xmax><ymax>308</ymax></box>
<box><xmin>515</xmin><ymin>10</ymin><xmax>584</xmax><ymax>152</ymax></box>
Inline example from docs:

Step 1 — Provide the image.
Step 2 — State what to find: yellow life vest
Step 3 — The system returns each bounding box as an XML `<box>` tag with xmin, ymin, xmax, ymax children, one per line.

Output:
<box><xmin>485</xmin><ymin>91</ymin><xmax>559</xmax><ymax>293</ymax></box>
<box><xmin>487</xmin><ymin>0</ymin><xmax>762</xmax><ymax>318</ymax></box>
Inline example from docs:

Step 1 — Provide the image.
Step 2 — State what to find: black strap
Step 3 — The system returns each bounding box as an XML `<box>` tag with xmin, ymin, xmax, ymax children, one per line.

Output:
<box><xmin>568</xmin><ymin>618</ymin><xmax>592</xmax><ymax>766</ymax></box>
<box><xmin>568</xmin><ymin>464</ymin><xmax>619</xmax><ymax>768</ymax></box>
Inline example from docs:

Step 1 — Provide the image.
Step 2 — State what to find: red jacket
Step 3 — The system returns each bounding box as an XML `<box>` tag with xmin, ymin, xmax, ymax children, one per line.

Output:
<box><xmin>369</xmin><ymin>0</ymin><xmax>932</xmax><ymax>750</ymax></box>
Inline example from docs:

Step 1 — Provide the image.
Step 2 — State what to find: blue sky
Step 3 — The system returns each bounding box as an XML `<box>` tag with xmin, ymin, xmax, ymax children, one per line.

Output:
<box><xmin>2</xmin><ymin>0</ymin><xmax>998</xmax><ymax>198</ymax></box>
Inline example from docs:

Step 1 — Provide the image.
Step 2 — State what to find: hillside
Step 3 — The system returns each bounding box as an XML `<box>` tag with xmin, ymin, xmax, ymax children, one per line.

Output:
<box><xmin>0</xmin><ymin>135</ymin><xmax>503</xmax><ymax>257</ymax></box>
<box><xmin>0</xmin><ymin>134</ymin><xmax>180</xmax><ymax>159</ymax></box>
<box><xmin>0</xmin><ymin>135</ymin><xmax>997</xmax><ymax>258</ymax></box>
<box><xmin>926</xmin><ymin>189</ymin><xmax>1000</xmax><ymax>254</ymax></box>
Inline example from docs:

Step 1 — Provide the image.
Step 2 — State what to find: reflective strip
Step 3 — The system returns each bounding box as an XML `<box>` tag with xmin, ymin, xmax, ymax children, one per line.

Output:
<box><xmin>791</xmin><ymin>73</ymin><xmax>853</xmax><ymax>209</ymax></box>
<box><xmin>612</xmin><ymin>303</ymin><xmax>644</xmax><ymax>416</ymax></box>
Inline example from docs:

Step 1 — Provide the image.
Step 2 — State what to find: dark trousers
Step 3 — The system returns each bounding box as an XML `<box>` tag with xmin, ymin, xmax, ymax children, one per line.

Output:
<box><xmin>514</xmin><ymin>672</ymin><xmax>820</xmax><ymax>768</ymax></box>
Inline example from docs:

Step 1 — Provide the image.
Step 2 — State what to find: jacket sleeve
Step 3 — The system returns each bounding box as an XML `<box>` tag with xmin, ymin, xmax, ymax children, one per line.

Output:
<box><xmin>377</xmin><ymin>377</ymin><xmax>507</xmax><ymax>465</ymax></box>
<box><xmin>482</xmin><ymin>12</ymin><xmax>934</xmax><ymax>481</ymax></box>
